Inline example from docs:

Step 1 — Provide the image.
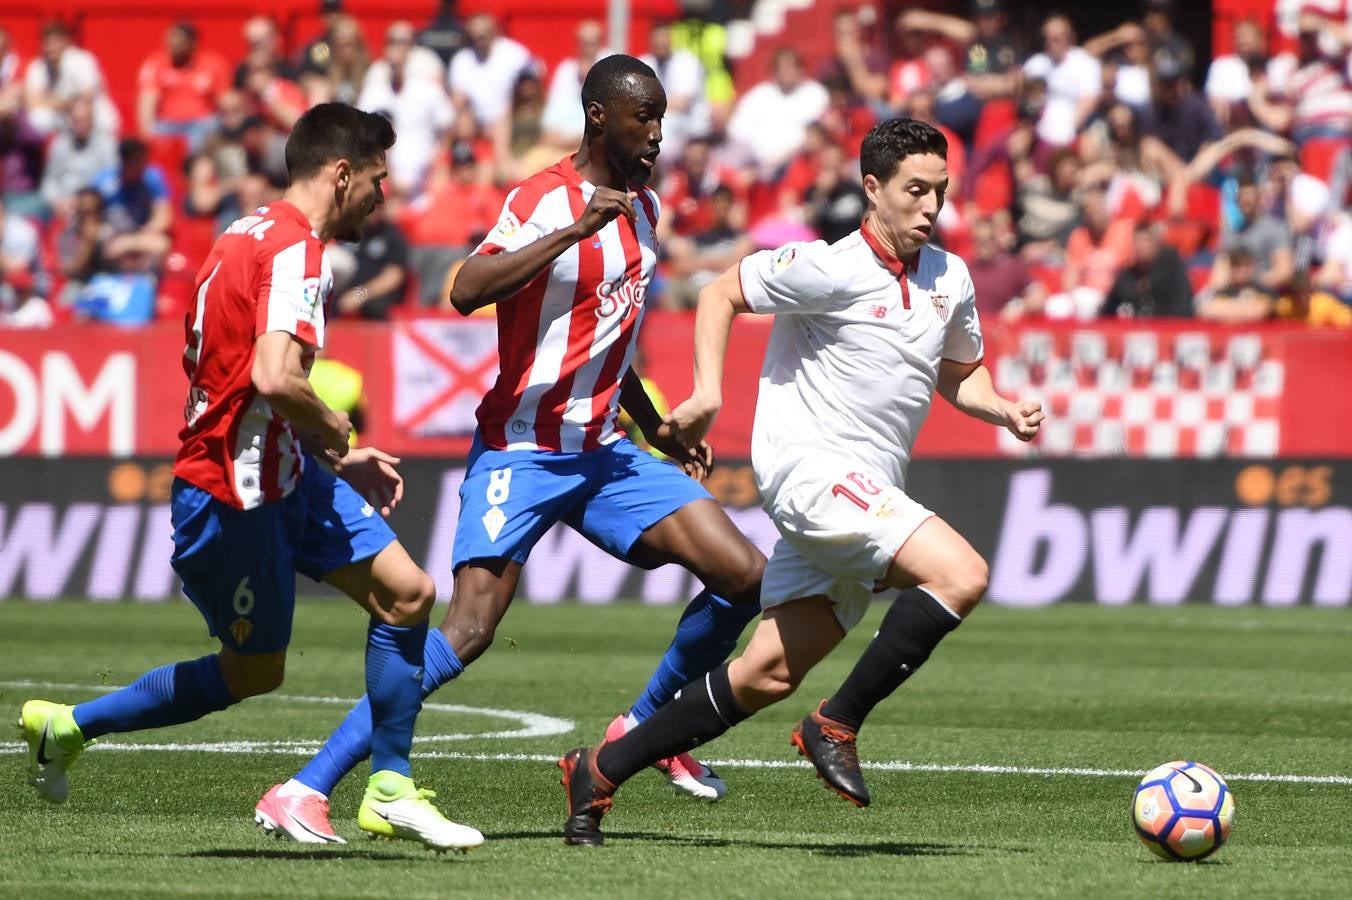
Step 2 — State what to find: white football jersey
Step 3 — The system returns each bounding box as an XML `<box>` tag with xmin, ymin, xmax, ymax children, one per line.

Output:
<box><xmin>740</xmin><ymin>221</ymin><xmax>984</xmax><ymax>503</ymax></box>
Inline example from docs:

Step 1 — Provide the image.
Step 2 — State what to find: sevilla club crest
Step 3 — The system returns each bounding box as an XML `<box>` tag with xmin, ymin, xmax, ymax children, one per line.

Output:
<box><xmin>930</xmin><ymin>293</ymin><xmax>949</xmax><ymax>322</ymax></box>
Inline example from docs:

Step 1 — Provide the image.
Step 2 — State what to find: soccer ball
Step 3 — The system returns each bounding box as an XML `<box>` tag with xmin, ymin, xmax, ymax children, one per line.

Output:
<box><xmin>1132</xmin><ymin>760</ymin><xmax>1235</xmax><ymax>861</ymax></box>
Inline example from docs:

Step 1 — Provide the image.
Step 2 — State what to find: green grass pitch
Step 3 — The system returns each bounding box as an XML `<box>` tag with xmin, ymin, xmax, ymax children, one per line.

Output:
<box><xmin>2</xmin><ymin>599</ymin><xmax>1350</xmax><ymax>899</ymax></box>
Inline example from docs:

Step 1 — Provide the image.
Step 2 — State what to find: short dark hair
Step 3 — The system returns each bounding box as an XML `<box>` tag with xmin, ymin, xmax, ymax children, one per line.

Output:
<box><xmin>580</xmin><ymin>54</ymin><xmax>658</xmax><ymax>112</ymax></box>
<box><xmin>119</xmin><ymin>137</ymin><xmax>149</xmax><ymax>165</ymax></box>
<box><xmin>859</xmin><ymin>119</ymin><xmax>947</xmax><ymax>183</ymax></box>
<box><xmin>284</xmin><ymin>102</ymin><xmax>395</xmax><ymax>182</ymax></box>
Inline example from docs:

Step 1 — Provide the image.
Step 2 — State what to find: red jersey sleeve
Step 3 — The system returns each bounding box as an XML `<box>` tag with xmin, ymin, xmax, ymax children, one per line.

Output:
<box><xmin>474</xmin><ymin>173</ymin><xmax>560</xmax><ymax>256</ymax></box>
<box><xmin>254</xmin><ymin>236</ymin><xmax>329</xmax><ymax>348</ymax></box>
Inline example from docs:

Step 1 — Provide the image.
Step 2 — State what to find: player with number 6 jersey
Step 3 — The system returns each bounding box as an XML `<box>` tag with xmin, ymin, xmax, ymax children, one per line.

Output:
<box><xmin>268</xmin><ymin>55</ymin><xmax>767</xmax><ymax>826</ymax></box>
<box><xmin>559</xmin><ymin>119</ymin><xmax>1048</xmax><ymax>845</ymax></box>
<box><xmin>17</xmin><ymin>104</ymin><xmax>482</xmax><ymax>853</ymax></box>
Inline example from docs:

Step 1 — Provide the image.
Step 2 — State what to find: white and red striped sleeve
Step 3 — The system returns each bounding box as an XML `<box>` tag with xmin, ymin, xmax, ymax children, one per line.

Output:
<box><xmin>474</xmin><ymin>175</ymin><xmax>560</xmax><ymax>256</ymax></box>
<box><xmin>254</xmin><ymin>237</ymin><xmax>328</xmax><ymax>349</ymax></box>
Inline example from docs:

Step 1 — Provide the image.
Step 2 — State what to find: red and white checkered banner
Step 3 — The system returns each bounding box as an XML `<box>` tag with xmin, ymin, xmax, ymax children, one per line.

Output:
<box><xmin>993</xmin><ymin>328</ymin><xmax>1283</xmax><ymax>458</ymax></box>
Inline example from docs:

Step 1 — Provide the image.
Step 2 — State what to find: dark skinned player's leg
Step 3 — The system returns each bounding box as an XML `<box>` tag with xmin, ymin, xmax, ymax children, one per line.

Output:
<box><xmin>622</xmin><ymin>498</ymin><xmax>766</xmax><ymax>731</ymax></box>
<box><xmin>291</xmin><ymin>560</ymin><xmax>522</xmax><ymax>797</ymax></box>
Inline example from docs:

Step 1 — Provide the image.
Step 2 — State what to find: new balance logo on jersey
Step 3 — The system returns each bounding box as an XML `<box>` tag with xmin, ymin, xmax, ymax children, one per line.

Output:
<box><xmin>870</xmin><ymin>305</ymin><xmax>888</xmax><ymax>319</ymax></box>
<box><xmin>595</xmin><ymin>275</ymin><xmax>648</xmax><ymax>320</ymax></box>
<box><xmin>360</xmin><ymin>503</ymin><xmax>375</xmax><ymax>518</ymax></box>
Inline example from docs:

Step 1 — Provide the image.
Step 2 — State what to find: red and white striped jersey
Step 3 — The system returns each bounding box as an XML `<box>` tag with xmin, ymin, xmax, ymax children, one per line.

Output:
<box><xmin>174</xmin><ymin>201</ymin><xmax>332</xmax><ymax>509</ymax></box>
<box><xmin>472</xmin><ymin>157</ymin><xmax>659</xmax><ymax>452</ymax></box>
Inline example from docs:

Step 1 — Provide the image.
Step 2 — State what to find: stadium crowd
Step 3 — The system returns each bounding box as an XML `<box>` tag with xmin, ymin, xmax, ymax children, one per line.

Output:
<box><xmin>1</xmin><ymin>0</ymin><xmax>1351</xmax><ymax>329</ymax></box>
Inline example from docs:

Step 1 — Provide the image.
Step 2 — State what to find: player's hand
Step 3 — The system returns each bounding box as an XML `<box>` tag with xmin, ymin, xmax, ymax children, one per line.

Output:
<box><xmin>649</xmin><ymin>422</ymin><xmax>715</xmax><ymax>482</ymax></box>
<box><xmin>664</xmin><ymin>393</ymin><xmax>722</xmax><ymax>451</ymax></box>
<box><xmin>325</xmin><ymin>411</ymin><xmax>353</xmax><ymax>457</ymax></box>
<box><xmin>335</xmin><ymin>446</ymin><xmax>404</xmax><ymax>516</ymax></box>
<box><xmin>1004</xmin><ymin>399</ymin><xmax>1045</xmax><ymax>442</ymax></box>
<box><xmin>576</xmin><ymin>187</ymin><xmax>637</xmax><ymax>238</ymax></box>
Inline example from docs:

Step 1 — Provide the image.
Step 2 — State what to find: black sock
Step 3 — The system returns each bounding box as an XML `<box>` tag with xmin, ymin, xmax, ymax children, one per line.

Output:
<box><xmin>596</xmin><ymin>663</ymin><xmax>750</xmax><ymax>787</ymax></box>
<box><xmin>819</xmin><ymin>587</ymin><xmax>961</xmax><ymax>731</ymax></box>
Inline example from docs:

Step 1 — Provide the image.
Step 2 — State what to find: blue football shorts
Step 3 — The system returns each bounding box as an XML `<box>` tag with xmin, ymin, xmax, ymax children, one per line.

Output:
<box><xmin>170</xmin><ymin>459</ymin><xmax>395</xmax><ymax>655</ymax></box>
<box><xmin>452</xmin><ymin>433</ymin><xmax>712</xmax><ymax>572</ymax></box>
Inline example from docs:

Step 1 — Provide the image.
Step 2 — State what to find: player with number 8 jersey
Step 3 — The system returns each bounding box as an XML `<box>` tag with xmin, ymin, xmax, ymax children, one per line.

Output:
<box><xmin>268</xmin><ymin>56</ymin><xmax>767</xmax><ymax>824</ymax></box>
<box><xmin>17</xmin><ymin>104</ymin><xmax>481</xmax><ymax>852</ymax></box>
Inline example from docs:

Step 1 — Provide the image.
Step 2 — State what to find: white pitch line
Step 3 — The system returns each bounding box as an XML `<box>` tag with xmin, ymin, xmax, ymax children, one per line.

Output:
<box><xmin>1</xmin><ymin>742</ymin><xmax>1347</xmax><ymax>786</ymax></box>
<box><xmin>5</xmin><ymin>681</ymin><xmax>1348</xmax><ymax>786</ymax></box>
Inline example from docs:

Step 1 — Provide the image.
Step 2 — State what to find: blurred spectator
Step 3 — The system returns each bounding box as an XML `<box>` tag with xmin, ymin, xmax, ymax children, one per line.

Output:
<box><xmin>137</xmin><ymin>22</ymin><xmax>229</xmax><ymax>151</ymax></box>
<box><xmin>899</xmin><ymin>1</ymin><xmax>1021</xmax><ymax>100</ymax></box>
<box><xmin>1142</xmin><ymin>0</ymin><xmax>1194</xmax><ymax>77</ymax></box>
<box><xmin>1083</xmin><ymin>22</ymin><xmax>1152</xmax><ymax>112</ymax></box>
<box><xmin>1315</xmin><ymin>213</ymin><xmax>1352</xmax><ymax>305</ymax></box>
<box><xmin>542</xmin><ymin>21</ymin><xmax>612</xmax><ymax>147</ymax></box>
<box><xmin>418</xmin><ymin>1</ymin><xmax>468</xmax><ymax>67</ymax></box>
<box><xmin>234</xmin><ymin>16</ymin><xmax>296</xmax><ymax>89</ymax></box>
<box><xmin>1022</xmin><ymin>15</ymin><xmax>1101</xmax><ymax>147</ymax></box>
<box><xmin>1278</xmin><ymin>271</ymin><xmax>1352</xmax><ymax>327</ymax></box>
<box><xmin>40</xmin><ymin>97</ymin><xmax>117</xmax><ymax>219</ymax></box>
<box><xmin>95</xmin><ymin>137</ymin><xmax>173</xmax><ymax>271</ymax></box>
<box><xmin>1044</xmin><ymin>188</ymin><xmax>1134</xmax><ymax>319</ymax></box>
<box><xmin>1195</xmin><ymin>248</ymin><xmax>1274</xmax><ymax>323</ymax></box>
<box><xmin>968</xmin><ymin>215</ymin><xmax>1045</xmax><ymax>318</ymax></box>
<box><xmin>659</xmin><ymin>135</ymin><xmax>745</xmax><ymax>239</ymax></box>
<box><xmin>0</xmin><ymin>28</ymin><xmax>22</xmax><ymax>99</ymax></box>
<box><xmin>241</xmin><ymin>57</ymin><xmax>307</xmax><ymax>131</ymax></box>
<box><xmin>299</xmin><ymin>0</ymin><xmax>348</xmax><ymax>78</ymax></box>
<box><xmin>1251</xmin><ymin>9</ymin><xmax>1352</xmax><ymax>144</ymax></box>
<box><xmin>1205</xmin><ymin>19</ymin><xmax>1269</xmax><ymax>127</ymax></box>
<box><xmin>24</xmin><ymin>22</ymin><xmax>120</xmax><ymax>136</ymax></box>
<box><xmin>819</xmin><ymin>78</ymin><xmax>877</xmax><ymax>159</ymax></box>
<box><xmin>1209</xmin><ymin>172</ymin><xmax>1294</xmax><ymax>295</ymax></box>
<box><xmin>670</xmin><ymin>4</ymin><xmax>735</xmax><ymax>108</ymax></box>
<box><xmin>925</xmin><ymin>45</ymin><xmax>982</xmax><ymax>148</ymax></box>
<box><xmin>313</xmin><ymin>16</ymin><xmax>370</xmax><ymax>106</ymax></box>
<box><xmin>641</xmin><ymin>19</ymin><xmax>710</xmax><ymax>163</ymax></box>
<box><xmin>887</xmin><ymin>13</ymin><xmax>932</xmax><ymax>112</ymax></box>
<box><xmin>661</xmin><ymin>185</ymin><xmax>753</xmax><ymax>309</ymax></box>
<box><xmin>1016</xmin><ymin>147</ymin><xmax>1082</xmax><ymax>253</ymax></box>
<box><xmin>330</xmin><ymin>205</ymin><xmax>409</xmax><ymax>320</ymax></box>
<box><xmin>0</xmin><ymin>195</ymin><xmax>49</xmax><ymax>326</ymax></box>
<box><xmin>508</xmin><ymin>71</ymin><xmax>546</xmax><ymax>162</ymax></box>
<box><xmin>817</xmin><ymin>10</ymin><xmax>886</xmax><ymax>108</ymax></box>
<box><xmin>358</xmin><ymin>21</ymin><xmax>455</xmax><ymax>195</ymax></box>
<box><xmin>185</xmin><ymin>151</ymin><xmax>237</xmax><ymax>229</ymax></box>
<box><xmin>402</xmin><ymin>140</ymin><xmax>503</xmax><ymax>304</ymax></box>
<box><xmin>1080</xmin><ymin>101</ymin><xmax>1182</xmax><ymax>220</ymax></box>
<box><xmin>728</xmin><ymin>48</ymin><xmax>829</xmax><ymax>177</ymax></box>
<box><xmin>804</xmin><ymin>142</ymin><xmax>867</xmax><ymax>244</ymax></box>
<box><xmin>56</xmin><ymin>187</ymin><xmax>112</xmax><ymax>295</ymax></box>
<box><xmin>0</xmin><ymin>99</ymin><xmax>46</xmax><ymax>218</ymax></box>
<box><xmin>1149</xmin><ymin>54</ymin><xmax>1220</xmax><ymax>163</ymax></box>
<box><xmin>1102</xmin><ymin>222</ymin><xmax>1193</xmax><ymax>318</ymax></box>
<box><xmin>366</xmin><ymin>21</ymin><xmax>444</xmax><ymax>91</ymax></box>
<box><xmin>449</xmin><ymin>14</ymin><xmax>533</xmax><ymax>132</ymax></box>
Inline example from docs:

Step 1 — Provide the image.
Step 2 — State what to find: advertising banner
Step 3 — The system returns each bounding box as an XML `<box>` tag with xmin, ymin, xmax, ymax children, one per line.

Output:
<box><xmin>1</xmin><ymin>316</ymin><xmax>1349</xmax><ymax>459</ymax></box>
<box><xmin>2</xmin><ymin>458</ymin><xmax>1347</xmax><ymax>608</ymax></box>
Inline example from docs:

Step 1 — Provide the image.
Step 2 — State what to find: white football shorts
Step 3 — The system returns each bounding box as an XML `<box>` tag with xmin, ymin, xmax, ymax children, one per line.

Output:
<box><xmin>760</xmin><ymin>458</ymin><xmax>935</xmax><ymax>632</ymax></box>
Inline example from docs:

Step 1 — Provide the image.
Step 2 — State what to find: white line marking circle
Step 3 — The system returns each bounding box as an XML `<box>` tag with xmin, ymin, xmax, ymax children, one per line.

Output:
<box><xmin>0</xmin><ymin>680</ymin><xmax>574</xmax><ymax>749</ymax></box>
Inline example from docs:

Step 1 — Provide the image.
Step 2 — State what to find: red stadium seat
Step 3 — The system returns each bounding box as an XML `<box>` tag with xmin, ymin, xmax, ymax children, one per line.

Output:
<box><xmin>148</xmin><ymin>134</ymin><xmax>189</xmax><ymax>202</ymax></box>
<box><xmin>973</xmin><ymin>99</ymin><xmax>1017</xmax><ymax>151</ymax></box>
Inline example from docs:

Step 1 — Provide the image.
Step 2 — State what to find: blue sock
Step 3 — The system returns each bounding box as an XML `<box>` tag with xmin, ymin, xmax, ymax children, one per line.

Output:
<box><xmin>365</xmin><ymin>619</ymin><xmax>428</xmax><ymax>778</ymax></box>
<box><xmin>628</xmin><ymin>590</ymin><xmax>761</xmax><ymax>722</ymax></box>
<box><xmin>296</xmin><ymin>627</ymin><xmax>463</xmax><ymax>794</ymax></box>
<box><xmin>72</xmin><ymin>655</ymin><xmax>236</xmax><ymax>741</ymax></box>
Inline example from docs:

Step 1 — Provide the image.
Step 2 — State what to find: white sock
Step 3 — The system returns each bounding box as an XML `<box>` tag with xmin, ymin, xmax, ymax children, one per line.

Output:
<box><xmin>278</xmin><ymin>778</ymin><xmax>326</xmax><ymax>800</ymax></box>
<box><xmin>624</xmin><ymin>712</ymin><xmax>640</xmax><ymax>731</ymax></box>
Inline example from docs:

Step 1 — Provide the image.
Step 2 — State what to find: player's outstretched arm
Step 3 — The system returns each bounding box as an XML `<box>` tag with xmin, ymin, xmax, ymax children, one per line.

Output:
<box><xmin>252</xmin><ymin>331</ymin><xmax>352</xmax><ymax>455</ymax></box>
<box><xmin>937</xmin><ymin>359</ymin><xmax>1044</xmax><ymax>442</ymax></box>
<box><xmin>664</xmin><ymin>264</ymin><xmax>751</xmax><ymax>448</ymax></box>
<box><xmin>449</xmin><ymin>186</ymin><xmax>638</xmax><ymax>315</ymax></box>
